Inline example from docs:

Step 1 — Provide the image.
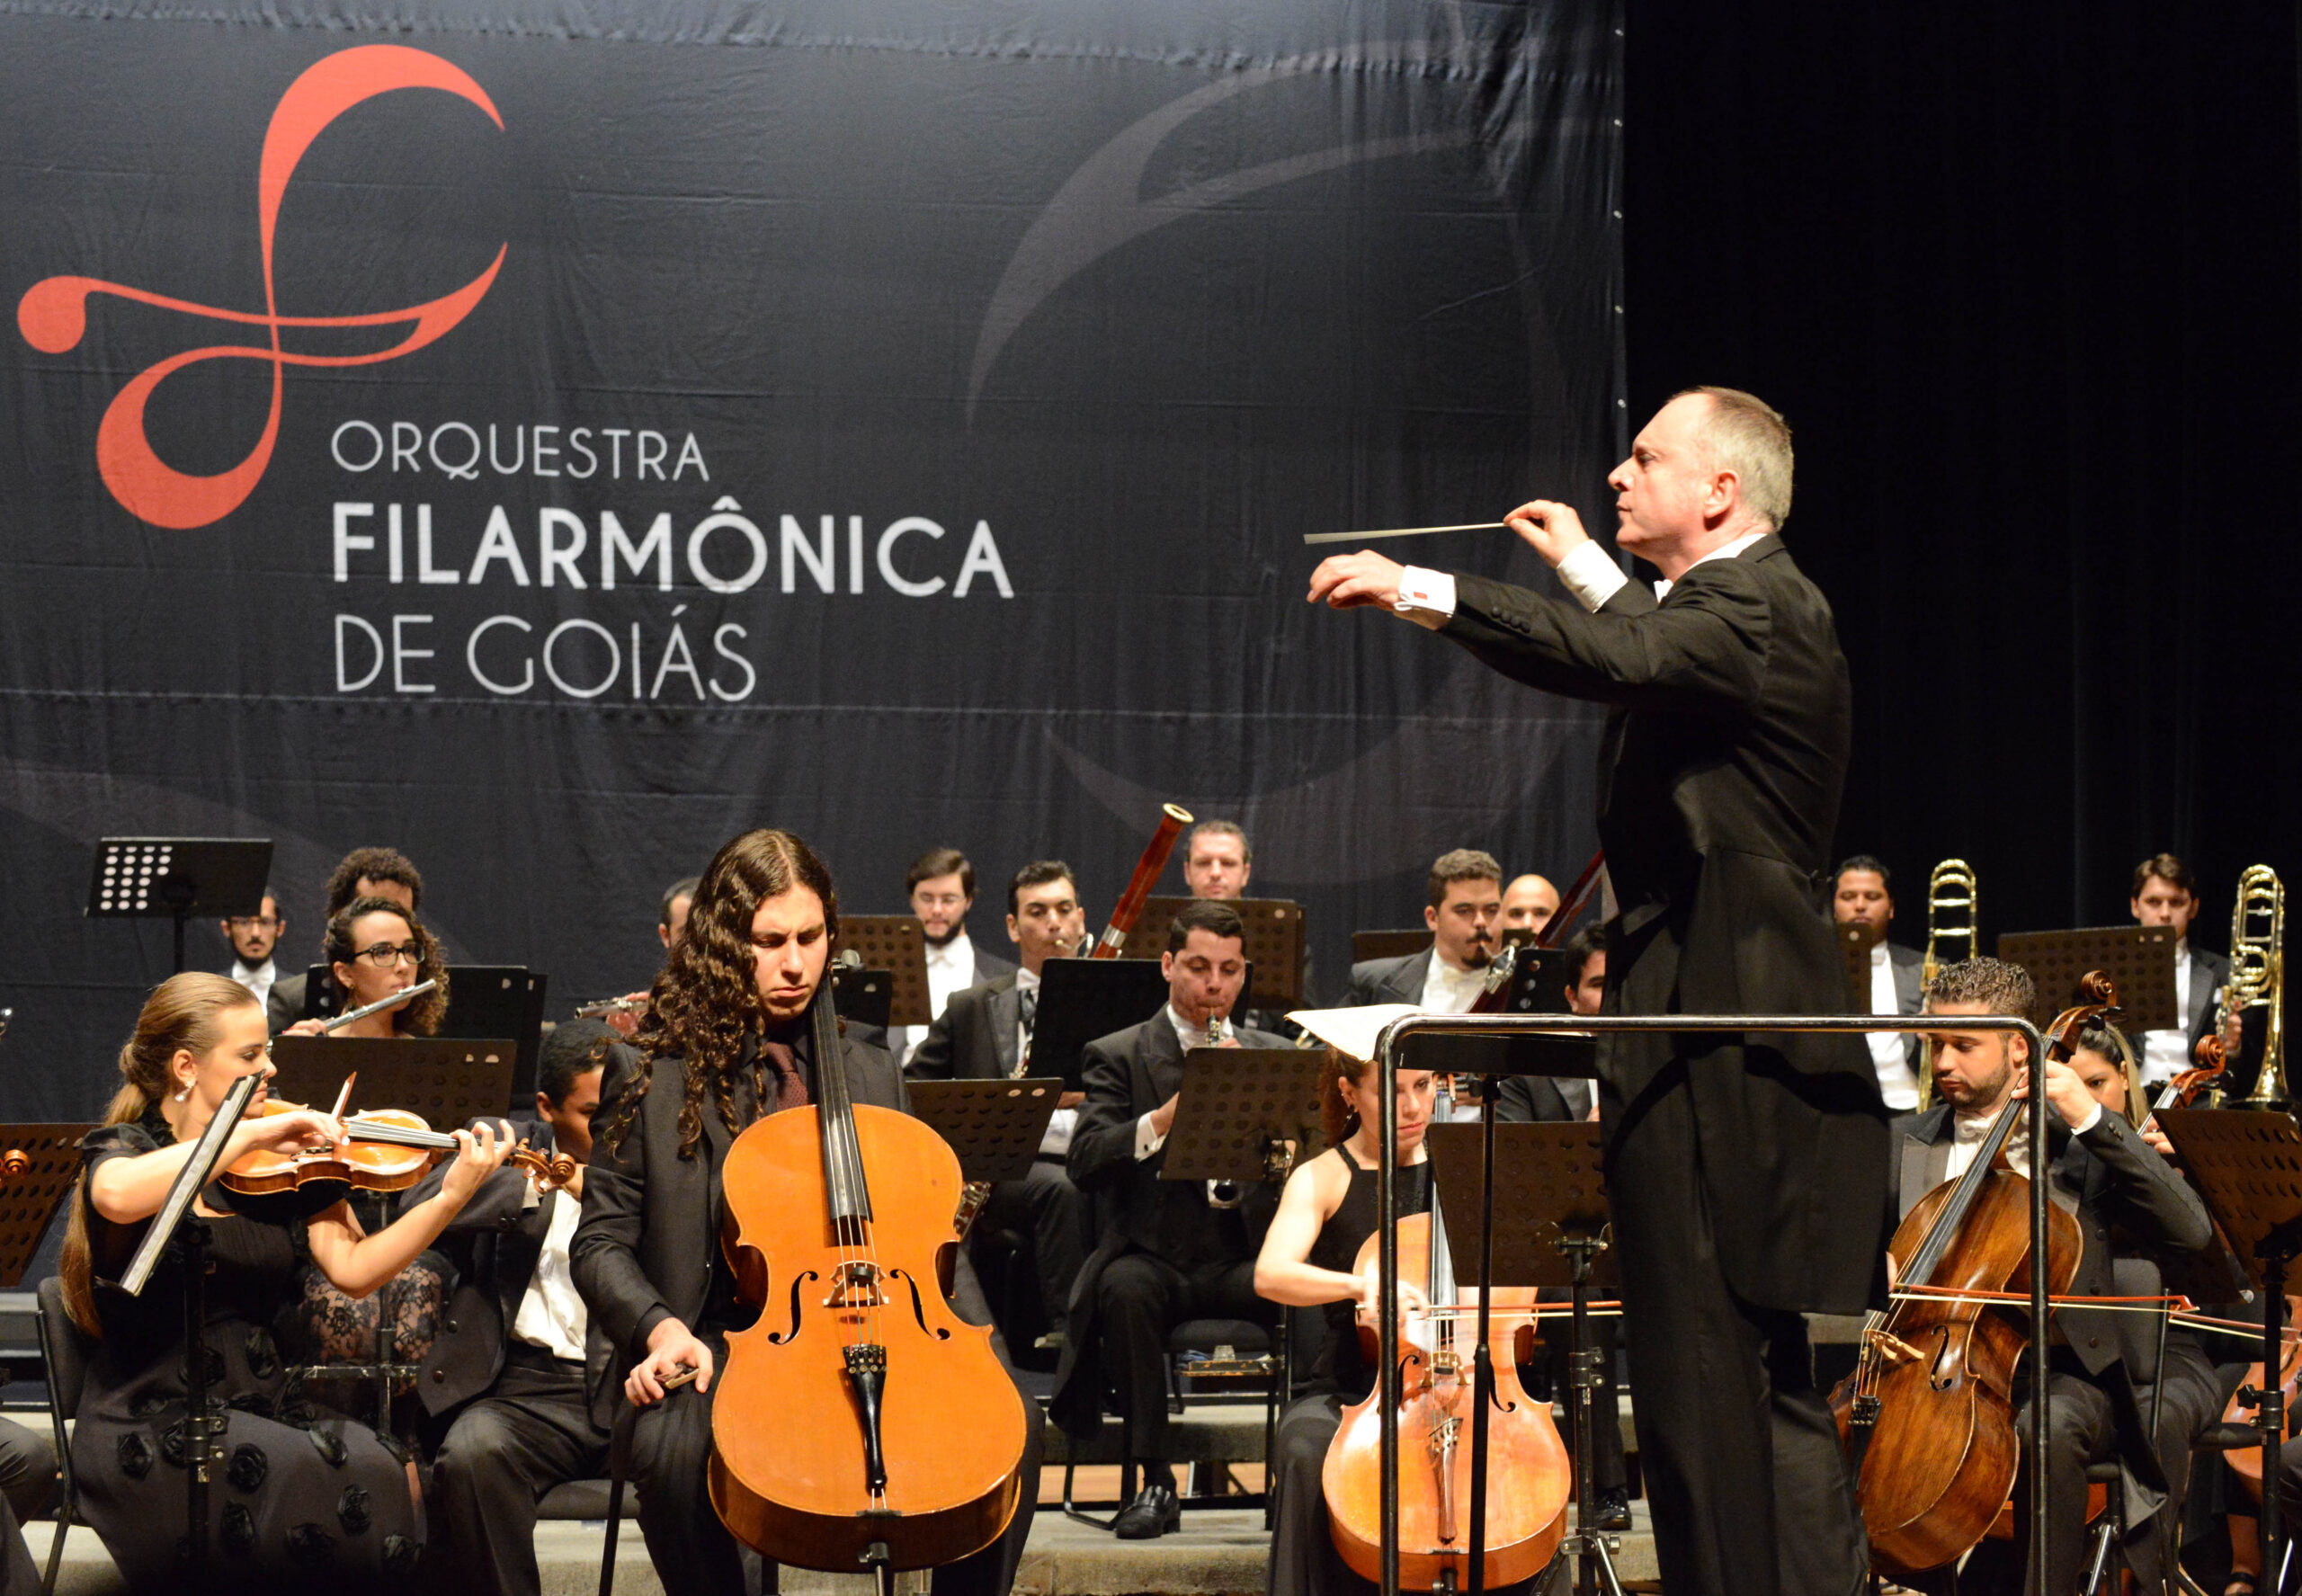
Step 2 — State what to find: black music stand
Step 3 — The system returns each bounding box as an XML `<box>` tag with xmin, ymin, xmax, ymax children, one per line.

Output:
<box><xmin>266</xmin><ymin>1035</ymin><xmax>521</xmax><ymax>1132</ymax></box>
<box><xmin>0</xmin><ymin>1127</ymin><xmax>94</xmax><ymax>1286</ymax></box>
<box><xmin>435</xmin><ymin>967</ymin><xmax>549</xmax><ymax>1104</ymax></box>
<box><xmin>85</xmin><ymin>837</ymin><xmax>272</xmax><ymax>973</ymax></box>
<box><xmin>1997</xmin><ymin>926</ymin><xmax>2178</xmax><ymax>1033</ymax></box>
<box><xmin>116</xmin><ymin>1070</ymin><xmax>264</xmax><ymax>1583</ymax></box>
<box><xmin>2154</xmin><ymin>1108</ymin><xmax>2302</xmax><ymax>1591</ymax></box>
<box><xmin>1352</xmin><ymin>929</ymin><xmax>1432</xmax><ymax>965</ymax></box>
<box><xmin>1031</xmin><ymin>958</ymin><xmax>1170</xmax><ymax>1091</ymax></box>
<box><xmin>1122</xmin><ymin>896</ymin><xmax>1308</xmax><ymax>1008</ymax></box>
<box><xmin>1839</xmin><ymin>924</ymin><xmax>1874</xmax><ymax>1012</ymax></box>
<box><xmin>1158</xmin><ymin>1045</ymin><xmax>1328</xmax><ymax>1187</ymax></box>
<box><xmin>906</xmin><ymin>1079</ymin><xmax>1064</xmax><ymax>1184</ymax></box>
<box><xmin>841</xmin><ymin>916</ymin><xmax>932</xmax><ymax>1028</ymax></box>
<box><xmin>834</xmin><ymin>966</ymin><xmax>897</xmax><ymax>1032</ymax></box>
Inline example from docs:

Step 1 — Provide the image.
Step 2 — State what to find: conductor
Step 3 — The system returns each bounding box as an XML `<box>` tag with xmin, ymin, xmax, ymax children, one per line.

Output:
<box><xmin>1308</xmin><ymin>387</ymin><xmax>1888</xmax><ymax>1596</ymax></box>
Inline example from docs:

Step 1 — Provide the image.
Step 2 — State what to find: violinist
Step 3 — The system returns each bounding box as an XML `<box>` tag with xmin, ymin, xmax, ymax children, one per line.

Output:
<box><xmin>1893</xmin><ymin>958</ymin><xmax>2214</xmax><ymax>1596</ymax></box>
<box><xmin>1254</xmin><ymin>1050</ymin><xmax>1521</xmax><ymax>1596</ymax></box>
<box><xmin>56</xmin><ymin>972</ymin><xmax>510</xmax><ymax>1588</ymax></box>
<box><xmin>568</xmin><ymin>828</ymin><xmax>1042</xmax><ymax>1596</ymax></box>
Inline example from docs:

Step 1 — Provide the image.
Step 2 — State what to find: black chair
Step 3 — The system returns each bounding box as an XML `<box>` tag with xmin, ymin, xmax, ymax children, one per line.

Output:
<box><xmin>33</xmin><ymin>1278</ymin><xmax>89</xmax><ymax>1595</ymax></box>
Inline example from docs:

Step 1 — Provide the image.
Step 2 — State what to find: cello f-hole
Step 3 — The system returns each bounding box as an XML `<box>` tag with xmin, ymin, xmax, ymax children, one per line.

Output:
<box><xmin>888</xmin><ymin>1270</ymin><xmax>951</xmax><ymax>1341</ymax></box>
<box><xmin>768</xmin><ymin>1270</ymin><xmax>820</xmax><ymax>1346</ymax></box>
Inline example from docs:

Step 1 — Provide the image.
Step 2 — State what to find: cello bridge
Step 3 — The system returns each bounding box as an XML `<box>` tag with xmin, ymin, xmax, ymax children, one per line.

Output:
<box><xmin>1865</xmin><ymin>1327</ymin><xmax>1923</xmax><ymax>1366</ymax></box>
<box><xmin>823</xmin><ymin>1261</ymin><xmax>888</xmax><ymax>1309</ymax></box>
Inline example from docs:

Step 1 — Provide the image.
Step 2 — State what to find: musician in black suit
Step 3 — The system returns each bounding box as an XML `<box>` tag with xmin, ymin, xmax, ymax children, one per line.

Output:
<box><xmin>1342</xmin><ymin>851</ymin><xmax>1504</xmax><ymax>1013</ymax></box>
<box><xmin>1895</xmin><ymin>958</ymin><xmax>2216</xmax><ymax>1596</ymax></box>
<box><xmin>569</xmin><ymin>829</ymin><xmax>1040</xmax><ymax>1596</ymax></box>
<box><xmin>1832</xmin><ymin>855</ymin><xmax>1927</xmax><ymax>1110</ymax></box>
<box><xmin>2128</xmin><ymin>851</ymin><xmax>2234</xmax><ymax>1085</ymax></box>
<box><xmin>1057</xmin><ymin>898</ymin><xmax>1289</xmax><ymax>1538</ymax></box>
<box><xmin>1181</xmin><ymin>819</ymin><xmax>1317</xmax><ymax>1023</ymax></box>
<box><xmin>909</xmin><ymin>860</ymin><xmax>1093</xmax><ymax>1343</ymax></box>
<box><xmin>1310</xmin><ymin>387</ymin><xmax>1890</xmax><ymax>1596</ymax></box>
<box><xmin>406</xmin><ymin>1019</ymin><xmax>612</xmax><ymax>1596</ymax></box>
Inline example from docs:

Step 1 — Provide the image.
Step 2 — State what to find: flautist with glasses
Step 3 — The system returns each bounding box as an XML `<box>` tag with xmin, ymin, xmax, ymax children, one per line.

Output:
<box><xmin>281</xmin><ymin>895</ymin><xmax>451</xmax><ymax>1040</ymax></box>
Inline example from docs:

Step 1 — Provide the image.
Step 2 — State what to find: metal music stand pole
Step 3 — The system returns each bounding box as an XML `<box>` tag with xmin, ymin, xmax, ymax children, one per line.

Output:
<box><xmin>1372</xmin><ymin>1011</ymin><xmax>2053</xmax><ymax>1596</ymax></box>
<box><xmin>118</xmin><ymin>1068</ymin><xmax>264</xmax><ymax>1588</ymax></box>
<box><xmin>1466</xmin><ymin>1075</ymin><xmax>1499</xmax><ymax>1596</ymax></box>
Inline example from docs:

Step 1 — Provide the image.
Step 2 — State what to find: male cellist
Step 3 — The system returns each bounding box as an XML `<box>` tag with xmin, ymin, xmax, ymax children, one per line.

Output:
<box><xmin>568</xmin><ymin>827</ymin><xmax>1042</xmax><ymax>1596</ymax></box>
<box><xmin>1893</xmin><ymin>958</ymin><xmax>2214</xmax><ymax>1596</ymax></box>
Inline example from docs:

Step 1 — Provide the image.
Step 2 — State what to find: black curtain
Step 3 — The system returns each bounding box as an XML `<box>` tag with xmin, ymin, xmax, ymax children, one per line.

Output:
<box><xmin>1622</xmin><ymin>0</ymin><xmax>2302</xmax><ymax>946</ymax></box>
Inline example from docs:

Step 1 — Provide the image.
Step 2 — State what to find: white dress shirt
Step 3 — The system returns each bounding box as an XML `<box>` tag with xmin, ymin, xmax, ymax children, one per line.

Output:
<box><xmin>1017</xmin><ymin>966</ymin><xmax>1076</xmax><ymax>1157</ymax></box>
<box><xmin>509</xmin><ymin>1185</ymin><xmax>589</xmax><ymax>1361</ymax></box>
<box><xmin>229</xmin><ymin>957</ymin><xmax>278</xmax><ymax>1009</ymax></box>
<box><xmin>1421</xmin><ymin>950</ymin><xmax>1486</xmax><ymax>1014</ymax></box>
<box><xmin>1867</xmin><ymin>944</ymin><xmax>1921</xmax><ymax>1110</ymax></box>
<box><xmin>1396</xmin><ymin>529</ymin><xmax>1771</xmax><ymax>623</ymax></box>
<box><xmin>892</xmin><ymin>932</ymin><xmax>981</xmax><ymax>1065</ymax></box>
<box><xmin>1943</xmin><ymin>1101</ymin><xmax>2098</xmax><ymax>1182</ymax></box>
<box><xmin>2137</xmin><ymin>941</ymin><xmax>2194</xmax><ymax>1086</ymax></box>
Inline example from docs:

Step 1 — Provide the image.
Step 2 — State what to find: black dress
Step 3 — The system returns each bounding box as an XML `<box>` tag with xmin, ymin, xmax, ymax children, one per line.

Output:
<box><xmin>71</xmin><ymin>1112</ymin><xmax>424</xmax><ymax>1588</ymax></box>
<box><xmin>1266</xmin><ymin>1147</ymin><xmax>1431</xmax><ymax>1596</ymax></box>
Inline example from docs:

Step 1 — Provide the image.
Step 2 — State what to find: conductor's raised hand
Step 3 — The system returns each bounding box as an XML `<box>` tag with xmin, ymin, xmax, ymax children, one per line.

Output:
<box><xmin>1503</xmin><ymin>500</ymin><xmax>1592</xmax><ymax>569</ymax></box>
<box><xmin>1307</xmin><ymin>551</ymin><xmax>1405</xmax><ymax>611</ymax></box>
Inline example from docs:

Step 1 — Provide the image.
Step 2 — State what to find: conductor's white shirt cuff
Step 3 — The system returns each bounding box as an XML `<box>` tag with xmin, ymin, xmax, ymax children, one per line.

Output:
<box><xmin>1557</xmin><ymin>541</ymin><xmax>1630</xmax><ymax>612</ymax></box>
<box><xmin>1394</xmin><ymin>567</ymin><xmax>1456</xmax><ymax>622</ymax></box>
<box><xmin>1135</xmin><ymin>1112</ymin><xmax>1166</xmax><ymax>1160</ymax></box>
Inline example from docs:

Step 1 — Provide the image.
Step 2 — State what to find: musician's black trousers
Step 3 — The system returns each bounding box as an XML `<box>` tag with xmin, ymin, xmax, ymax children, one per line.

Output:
<box><xmin>972</xmin><ymin>1158</ymin><xmax>1091</xmax><ymax>1336</ymax></box>
<box><xmin>1958</xmin><ymin>1359</ymin><xmax>2117</xmax><ymax>1596</ymax></box>
<box><xmin>627</xmin><ymin>1333</ymin><xmax>1044</xmax><ymax>1596</ymax></box>
<box><xmin>2130</xmin><ymin>1334</ymin><xmax>2235</xmax><ymax>1587</ymax></box>
<box><xmin>1094</xmin><ymin>1253</ymin><xmax>1268</xmax><ymax>1466</ymax></box>
<box><xmin>431</xmin><ymin>1346</ymin><xmax>609</xmax><ymax>1596</ymax></box>
<box><xmin>1606</xmin><ymin>1084</ymin><xmax>1867</xmax><ymax>1596</ymax></box>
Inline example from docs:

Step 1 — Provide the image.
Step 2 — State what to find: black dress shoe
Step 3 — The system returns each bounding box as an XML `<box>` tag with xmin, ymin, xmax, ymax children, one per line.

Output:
<box><xmin>1112</xmin><ymin>1483</ymin><xmax>1182</xmax><ymax>1539</ymax></box>
<box><xmin>1590</xmin><ymin>1486</ymin><xmax>1632</xmax><ymax>1532</ymax></box>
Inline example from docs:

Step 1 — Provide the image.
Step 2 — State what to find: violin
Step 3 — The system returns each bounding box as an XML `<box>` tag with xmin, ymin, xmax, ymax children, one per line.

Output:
<box><xmin>708</xmin><ymin>958</ymin><xmax>1025</xmax><ymax>1583</ymax></box>
<box><xmin>1323</xmin><ymin>1207</ymin><xmax>1572</xmax><ymax>1590</ymax></box>
<box><xmin>219</xmin><ymin>1095</ymin><xmax>576</xmax><ymax>1197</ymax></box>
<box><xmin>1825</xmin><ymin>971</ymin><xmax>2117</xmax><ymax>1576</ymax></box>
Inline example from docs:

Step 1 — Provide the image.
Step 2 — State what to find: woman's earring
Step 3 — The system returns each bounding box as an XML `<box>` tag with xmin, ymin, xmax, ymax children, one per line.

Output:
<box><xmin>173</xmin><ymin>1083</ymin><xmax>192</xmax><ymax>1102</ymax></box>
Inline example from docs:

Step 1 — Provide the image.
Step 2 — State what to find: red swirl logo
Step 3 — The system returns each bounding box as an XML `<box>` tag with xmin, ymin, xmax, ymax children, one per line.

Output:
<box><xmin>16</xmin><ymin>45</ymin><xmax>504</xmax><ymax>530</ymax></box>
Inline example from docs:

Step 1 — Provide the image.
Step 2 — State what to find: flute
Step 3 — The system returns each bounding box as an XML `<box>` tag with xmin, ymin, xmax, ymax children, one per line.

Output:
<box><xmin>324</xmin><ymin>977</ymin><xmax>438</xmax><ymax>1032</ymax></box>
<box><xmin>574</xmin><ymin>994</ymin><xmax>647</xmax><ymax>1019</ymax></box>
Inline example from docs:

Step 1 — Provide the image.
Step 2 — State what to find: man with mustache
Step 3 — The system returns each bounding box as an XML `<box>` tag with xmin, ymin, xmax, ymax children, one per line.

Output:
<box><xmin>1343</xmin><ymin>850</ymin><xmax>1504</xmax><ymax>1011</ymax></box>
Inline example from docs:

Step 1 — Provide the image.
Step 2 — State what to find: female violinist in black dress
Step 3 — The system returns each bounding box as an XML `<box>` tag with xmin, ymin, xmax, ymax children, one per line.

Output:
<box><xmin>1254</xmin><ymin>1049</ymin><xmax>1437</xmax><ymax>1596</ymax></box>
<box><xmin>58</xmin><ymin>972</ymin><xmax>509</xmax><ymax>1587</ymax></box>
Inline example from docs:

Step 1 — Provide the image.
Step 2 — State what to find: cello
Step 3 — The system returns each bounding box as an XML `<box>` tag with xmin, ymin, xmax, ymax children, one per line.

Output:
<box><xmin>709</xmin><ymin>956</ymin><xmax>1027</xmax><ymax>1586</ymax></box>
<box><xmin>1323</xmin><ymin>1199</ymin><xmax>1573</xmax><ymax>1590</ymax></box>
<box><xmin>1827</xmin><ymin>972</ymin><xmax>2116</xmax><ymax>1575</ymax></box>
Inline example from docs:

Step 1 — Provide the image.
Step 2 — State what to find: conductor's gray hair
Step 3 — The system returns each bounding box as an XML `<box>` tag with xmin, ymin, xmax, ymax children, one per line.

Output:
<box><xmin>1674</xmin><ymin>386</ymin><xmax>1795</xmax><ymax>531</ymax></box>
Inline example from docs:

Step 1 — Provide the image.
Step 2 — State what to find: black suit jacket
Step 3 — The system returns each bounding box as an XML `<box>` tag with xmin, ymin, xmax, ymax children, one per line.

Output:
<box><xmin>1440</xmin><ymin>535</ymin><xmax>1890</xmax><ymax>1313</ymax></box>
<box><xmin>906</xmin><ymin>974</ymin><xmax>1023</xmax><ymax>1081</ymax></box>
<box><xmin>2183</xmin><ymin>945</ymin><xmax>2230</xmax><ymax>1051</ymax></box>
<box><xmin>569</xmin><ymin>1026</ymin><xmax>911</xmax><ymax>1428</ymax></box>
<box><xmin>401</xmin><ymin>1116</ymin><xmax>581</xmax><ymax>1419</ymax></box>
<box><xmin>1051</xmin><ymin>1012</ymin><xmax>1289</xmax><ymax>1433</ymax></box>
<box><xmin>265</xmin><ymin>972</ymin><xmax>308</xmax><ymax>1033</ymax></box>
<box><xmin>1343</xmin><ymin>950</ymin><xmax>1426</xmax><ymax>1008</ymax></box>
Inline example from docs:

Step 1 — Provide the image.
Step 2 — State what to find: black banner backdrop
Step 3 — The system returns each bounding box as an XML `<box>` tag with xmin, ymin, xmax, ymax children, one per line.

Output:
<box><xmin>0</xmin><ymin>1</ymin><xmax>1622</xmax><ymax>1119</ymax></box>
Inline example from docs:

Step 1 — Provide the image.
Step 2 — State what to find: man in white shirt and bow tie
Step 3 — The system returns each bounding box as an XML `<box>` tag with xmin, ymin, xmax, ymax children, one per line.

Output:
<box><xmin>1343</xmin><ymin>849</ymin><xmax>1505</xmax><ymax>1012</ymax></box>
<box><xmin>1832</xmin><ymin>855</ymin><xmax>1926</xmax><ymax>1109</ymax></box>
<box><xmin>2126</xmin><ymin>851</ymin><xmax>2231</xmax><ymax>1086</ymax></box>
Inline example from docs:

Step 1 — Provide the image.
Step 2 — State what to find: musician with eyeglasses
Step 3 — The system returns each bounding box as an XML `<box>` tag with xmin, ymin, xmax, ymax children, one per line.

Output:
<box><xmin>281</xmin><ymin>896</ymin><xmax>451</xmax><ymax>1039</ymax></box>
<box><xmin>220</xmin><ymin>887</ymin><xmax>286</xmax><ymax>1011</ymax></box>
<box><xmin>266</xmin><ymin>845</ymin><xmax>426</xmax><ymax>1032</ymax></box>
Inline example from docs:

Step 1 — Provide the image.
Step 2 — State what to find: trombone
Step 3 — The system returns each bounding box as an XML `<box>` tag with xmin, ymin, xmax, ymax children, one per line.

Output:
<box><xmin>1915</xmin><ymin>860</ymin><xmax>1980</xmax><ymax>1109</ymax></box>
<box><xmin>2228</xmin><ymin>864</ymin><xmax>2288</xmax><ymax>1109</ymax></box>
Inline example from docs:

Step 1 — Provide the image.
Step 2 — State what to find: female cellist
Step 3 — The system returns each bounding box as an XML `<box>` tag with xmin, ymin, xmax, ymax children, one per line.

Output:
<box><xmin>568</xmin><ymin>827</ymin><xmax>1040</xmax><ymax>1596</ymax></box>
<box><xmin>57</xmin><ymin>972</ymin><xmax>509</xmax><ymax>1587</ymax></box>
<box><xmin>1256</xmin><ymin>1048</ymin><xmax>1543</xmax><ymax>1596</ymax></box>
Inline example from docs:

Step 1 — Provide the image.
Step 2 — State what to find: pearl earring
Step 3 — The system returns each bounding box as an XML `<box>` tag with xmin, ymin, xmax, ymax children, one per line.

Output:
<box><xmin>173</xmin><ymin>1083</ymin><xmax>192</xmax><ymax>1102</ymax></box>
